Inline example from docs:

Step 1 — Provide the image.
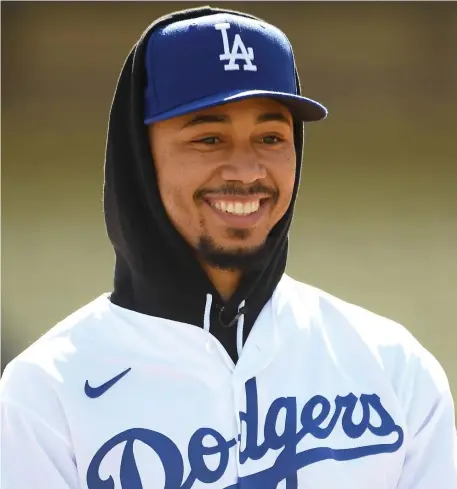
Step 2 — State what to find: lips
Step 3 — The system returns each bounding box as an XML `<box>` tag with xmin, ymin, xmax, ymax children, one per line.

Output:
<box><xmin>202</xmin><ymin>196</ymin><xmax>271</xmax><ymax>228</ymax></box>
<box><xmin>211</xmin><ymin>200</ymin><xmax>260</xmax><ymax>216</ymax></box>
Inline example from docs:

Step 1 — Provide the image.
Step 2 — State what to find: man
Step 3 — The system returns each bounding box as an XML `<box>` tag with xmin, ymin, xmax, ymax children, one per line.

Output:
<box><xmin>1</xmin><ymin>6</ymin><xmax>456</xmax><ymax>489</ymax></box>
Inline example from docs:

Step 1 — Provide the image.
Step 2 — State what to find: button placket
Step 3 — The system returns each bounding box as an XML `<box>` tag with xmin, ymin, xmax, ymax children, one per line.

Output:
<box><xmin>232</xmin><ymin>376</ymin><xmax>244</xmax><ymax>482</ymax></box>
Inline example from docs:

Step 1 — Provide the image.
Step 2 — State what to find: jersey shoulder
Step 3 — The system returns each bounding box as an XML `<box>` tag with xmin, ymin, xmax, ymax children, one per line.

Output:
<box><xmin>278</xmin><ymin>274</ymin><xmax>451</xmax><ymax>397</ymax></box>
<box><xmin>0</xmin><ymin>294</ymin><xmax>113</xmax><ymax>406</ymax></box>
<box><xmin>280</xmin><ymin>274</ymin><xmax>420</xmax><ymax>350</ymax></box>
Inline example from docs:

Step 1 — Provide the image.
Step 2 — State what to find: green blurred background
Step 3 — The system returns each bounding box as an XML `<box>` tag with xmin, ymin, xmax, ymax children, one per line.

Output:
<box><xmin>2</xmin><ymin>2</ymin><xmax>456</xmax><ymax>407</ymax></box>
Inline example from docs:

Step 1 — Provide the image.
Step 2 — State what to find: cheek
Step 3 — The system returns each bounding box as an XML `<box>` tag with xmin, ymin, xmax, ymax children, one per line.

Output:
<box><xmin>158</xmin><ymin>175</ymin><xmax>193</xmax><ymax>224</ymax></box>
<box><xmin>155</xmin><ymin>160</ymin><xmax>204</xmax><ymax>241</ymax></box>
<box><xmin>275</xmin><ymin>156</ymin><xmax>296</xmax><ymax>210</ymax></box>
<box><xmin>161</xmin><ymin>184</ymin><xmax>186</xmax><ymax>217</ymax></box>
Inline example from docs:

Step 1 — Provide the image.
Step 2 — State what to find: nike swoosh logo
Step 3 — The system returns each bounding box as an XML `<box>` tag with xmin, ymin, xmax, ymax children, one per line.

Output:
<box><xmin>85</xmin><ymin>368</ymin><xmax>132</xmax><ymax>399</ymax></box>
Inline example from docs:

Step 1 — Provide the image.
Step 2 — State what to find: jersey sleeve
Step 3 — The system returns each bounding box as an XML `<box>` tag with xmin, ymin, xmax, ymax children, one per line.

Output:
<box><xmin>0</xmin><ymin>352</ymin><xmax>81</xmax><ymax>489</ymax></box>
<box><xmin>1</xmin><ymin>400</ymin><xmax>80</xmax><ymax>489</ymax></box>
<box><xmin>397</xmin><ymin>348</ymin><xmax>457</xmax><ymax>488</ymax></box>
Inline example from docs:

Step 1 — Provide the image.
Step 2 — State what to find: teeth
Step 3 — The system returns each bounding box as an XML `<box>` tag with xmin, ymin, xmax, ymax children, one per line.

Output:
<box><xmin>212</xmin><ymin>200</ymin><xmax>260</xmax><ymax>215</ymax></box>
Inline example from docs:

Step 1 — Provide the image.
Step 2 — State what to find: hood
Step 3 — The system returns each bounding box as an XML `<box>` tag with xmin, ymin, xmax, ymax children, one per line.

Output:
<box><xmin>103</xmin><ymin>6</ymin><xmax>307</xmax><ymax>363</ymax></box>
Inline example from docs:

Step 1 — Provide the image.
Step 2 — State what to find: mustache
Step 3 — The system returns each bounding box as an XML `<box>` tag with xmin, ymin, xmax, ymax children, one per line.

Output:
<box><xmin>195</xmin><ymin>183</ymin><xmax>278</xmax><ymax>201</ymax></box>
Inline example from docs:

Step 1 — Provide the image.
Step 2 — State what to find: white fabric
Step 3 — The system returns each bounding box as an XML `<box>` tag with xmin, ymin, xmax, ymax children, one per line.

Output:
<box><xmin>236</xmin><ymin>300</ymin><xmax>246</xmax><ymax>358</ymax></box>
<box><xmin>1</xmin><ymin>275</ymin><xmax>456</xmax><ymax>489</ymax></box>
<box><xmin>203</xmin><ymin>293</ymin><xmax>212</xmax><ymax>332</ymax></box>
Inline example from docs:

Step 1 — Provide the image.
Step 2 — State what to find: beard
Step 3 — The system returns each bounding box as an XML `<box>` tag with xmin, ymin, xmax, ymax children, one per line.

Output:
<box><xmin>196</xmin><ymin>229</ymin><xmax>273</xmax><ymax>272</ymax></box>
<box><xmin>193</xmin><ymin>183</ymin><xmax>280</xmax><ymax>272</ymax></box>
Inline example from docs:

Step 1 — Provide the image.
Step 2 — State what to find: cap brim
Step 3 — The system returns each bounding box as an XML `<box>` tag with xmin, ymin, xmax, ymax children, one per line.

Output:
<box><xmin>144</xmin><ymin>89</ymin><xmax>327</xmax><ymax>124</ymax></box>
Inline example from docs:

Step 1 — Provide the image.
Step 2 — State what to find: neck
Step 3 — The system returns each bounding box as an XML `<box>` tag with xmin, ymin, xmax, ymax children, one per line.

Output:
<box><xmin>201</xmin><ymin>263</ymin><xmax>242</xmax><ymax>302</ymax></box>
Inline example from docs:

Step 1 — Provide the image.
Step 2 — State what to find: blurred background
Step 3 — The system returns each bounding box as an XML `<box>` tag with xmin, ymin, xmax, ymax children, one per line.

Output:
<box><xmin>2</xmin><ymin>2</ymin><xmax>456</xmax><ymax>407</ymax></box>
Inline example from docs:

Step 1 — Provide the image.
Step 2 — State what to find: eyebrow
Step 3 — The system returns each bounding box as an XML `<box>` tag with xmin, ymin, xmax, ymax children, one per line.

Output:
<box><xmin>181</xmin><ymin>111</ymin><xmax>291</xmax><ymax>129</ymax></box>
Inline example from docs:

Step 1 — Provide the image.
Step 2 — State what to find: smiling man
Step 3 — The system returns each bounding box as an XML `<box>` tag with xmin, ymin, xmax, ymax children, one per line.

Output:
<box><xmin>150</xmin><ymin>98</ymin><xmax>296</xmax><ymax>300</ymax></box>
<box><xmin>1</xmin><ymin>6</ymin><xmax>456</xmax><ymax>489</ymax></box>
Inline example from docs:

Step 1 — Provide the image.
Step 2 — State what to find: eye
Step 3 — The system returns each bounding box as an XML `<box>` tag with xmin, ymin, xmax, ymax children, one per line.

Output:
<box><xmin>194</xmin><ymin>136</ymin><xmax>221</xmax><ymax>145</ymax></box>
<box><xmin>261</xmin><ymin>135</ymin><xmax>284</xmax><ymax>145</ymax></box>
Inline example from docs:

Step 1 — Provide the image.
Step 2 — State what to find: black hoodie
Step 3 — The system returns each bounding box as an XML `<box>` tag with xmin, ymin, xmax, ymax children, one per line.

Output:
<box><xmin>104</xmin><ymin>6</ymin><xmax>306</xmax><ymax>364</ymax></box>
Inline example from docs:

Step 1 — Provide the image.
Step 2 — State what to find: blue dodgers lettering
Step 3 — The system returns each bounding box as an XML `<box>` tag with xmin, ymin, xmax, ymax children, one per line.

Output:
<box><xmin>87</xmin><ymin>379</ymin><xmax>404</xmax><ymax>489</ymax></box>
<box><xmin>236</xmin><ymin>380</ymin><xmax>404</xmax><ymax>489</ymax></box>
<box><xmin>86</xmin><ymin>427</ymin><xmax>236</xmax><ymax>489</ymax></box>
<box><xmin>187</xmin><ymin>428</ymin><xmax>237</xmax><ymax>486</ymax></box>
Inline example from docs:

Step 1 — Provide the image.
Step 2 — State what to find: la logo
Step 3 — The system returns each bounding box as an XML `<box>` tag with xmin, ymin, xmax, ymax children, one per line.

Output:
<box><xmin>215</xmin><ymin>23</ymin><xmax>257</xmax><ymax>72</ymax></box>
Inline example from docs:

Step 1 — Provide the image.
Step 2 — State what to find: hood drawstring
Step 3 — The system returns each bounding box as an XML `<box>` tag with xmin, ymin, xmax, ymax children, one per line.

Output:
<box><xmin>203</xmin><ymin>294</ymin><xmax>212</xmax><ymax>332</ymax></box>
<box><xmin>236</xmin><ymin>300</ymin><xmax>246</xmax><ymax>359</ymax></box>
<box><xmin>203</xmin><ymin>294</ymin><xmax>247</xmax><ymax>357</ymax></box>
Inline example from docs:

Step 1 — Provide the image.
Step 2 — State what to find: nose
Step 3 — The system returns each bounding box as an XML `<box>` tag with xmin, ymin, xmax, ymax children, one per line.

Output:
<box><xmin>220</xmin><ymin>154</ymin><xmax>267</xmax><ymax>184</ymax></box>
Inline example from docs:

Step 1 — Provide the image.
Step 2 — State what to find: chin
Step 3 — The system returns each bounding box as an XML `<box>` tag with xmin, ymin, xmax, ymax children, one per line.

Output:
<box><xmin>197</xmin><ymin>234</ymin><xmax>271</xmax><ymax>272</ymax></box>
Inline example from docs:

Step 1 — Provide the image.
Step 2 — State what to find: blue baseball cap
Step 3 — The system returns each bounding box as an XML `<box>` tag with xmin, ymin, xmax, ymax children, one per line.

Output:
<box><xmin>143</xmin><ymin>13</ymin><xmax>327</xmax><ymax>124</ymax></box>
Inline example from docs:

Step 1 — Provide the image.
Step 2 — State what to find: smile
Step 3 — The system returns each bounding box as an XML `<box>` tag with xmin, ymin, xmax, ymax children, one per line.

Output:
<box><xmin>202</xmin><ymin>196</ymin><xmax>271</xmax><ymax>228</ymax></box>
<box><xmin>210</xmin><ymin>200</ymin><xmax>260</xmax><ymax>216</ymax></box>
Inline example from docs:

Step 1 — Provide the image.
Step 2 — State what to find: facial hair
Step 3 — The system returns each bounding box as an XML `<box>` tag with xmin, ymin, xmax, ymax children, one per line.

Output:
<box><xmin>197</xmin><ymin>232</ymin><xmax>274</xmax><ymax>272</ymax></box>
<box><xmin>194</xmin><ymin>183</ymin><xmax>280</xmax><ymax>271</ymax></box>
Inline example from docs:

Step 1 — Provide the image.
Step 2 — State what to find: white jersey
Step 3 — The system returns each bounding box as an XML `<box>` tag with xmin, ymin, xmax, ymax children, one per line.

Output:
<box><xmin>1</xmin><ymin>275</ymin><xmax>456</xmax><ymax>489</ymax></box>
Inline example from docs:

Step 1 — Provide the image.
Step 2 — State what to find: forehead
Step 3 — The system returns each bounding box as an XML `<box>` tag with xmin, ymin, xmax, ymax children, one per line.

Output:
<box><xmin>176</xmin><ymin>97</ymin><xmax>293</xmax><ymax>126</ymax></box>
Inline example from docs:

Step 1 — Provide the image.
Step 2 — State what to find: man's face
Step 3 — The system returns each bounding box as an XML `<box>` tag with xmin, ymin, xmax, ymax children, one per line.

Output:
<box><xmin>148</xmin><ymin>98</ymin><xmax>296</xmax><ymax>270</ymax></box>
